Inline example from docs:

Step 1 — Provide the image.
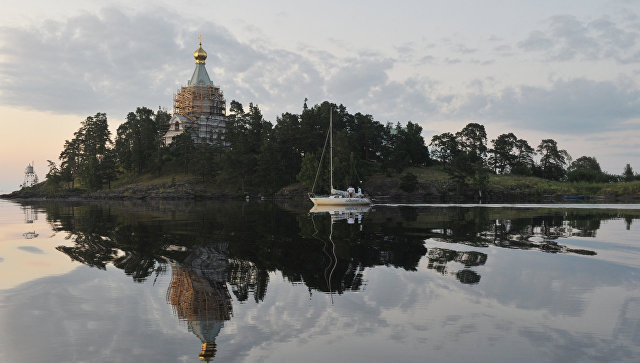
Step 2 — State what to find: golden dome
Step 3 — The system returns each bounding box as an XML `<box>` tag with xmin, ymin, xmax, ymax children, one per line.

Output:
<box><xmin>194</xmin><ymin>40</ymin><xmax>207</xmax><ymax>64</ymax></box>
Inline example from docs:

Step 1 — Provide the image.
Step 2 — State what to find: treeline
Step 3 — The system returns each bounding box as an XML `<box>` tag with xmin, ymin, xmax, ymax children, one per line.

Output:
<box><xmin>44</xmin><ymin>101</ymin><xmax>639</xmax><ymax>195</ymax></box>
<box><xmin>429</xmin><ymin>123</ymin><xmax>639</xmax><ymax>191</ymax></box>
<box><xmin>45</xmin><ymin>101</ymin><xmax>430</xmax><ymax>193</ymax></box>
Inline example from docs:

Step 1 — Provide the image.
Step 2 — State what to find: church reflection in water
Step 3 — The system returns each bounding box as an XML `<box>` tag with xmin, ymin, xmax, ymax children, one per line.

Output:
<box><xmin>167</xmin><ymin>245</ymin><xmax>233</xmax><ymax>362</ymax></box>
<box><xmin>33</xmin><ymin>200</ymin><xmax>622</xmax><ymax>358</ymax></box>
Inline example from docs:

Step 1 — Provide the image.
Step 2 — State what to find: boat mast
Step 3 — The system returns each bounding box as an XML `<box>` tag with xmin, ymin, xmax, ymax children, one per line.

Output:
<box><xmin>330</xmin><ymin>107</ymin><xmax>333</xmax><ymax>192</ymax></box>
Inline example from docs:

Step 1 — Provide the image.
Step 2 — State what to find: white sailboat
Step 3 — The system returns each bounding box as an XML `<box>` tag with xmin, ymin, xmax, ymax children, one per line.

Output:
<box><xmin>309</xmin><ymin>108</ymin><xmax>372</xmax><ymax>206</ymax></box>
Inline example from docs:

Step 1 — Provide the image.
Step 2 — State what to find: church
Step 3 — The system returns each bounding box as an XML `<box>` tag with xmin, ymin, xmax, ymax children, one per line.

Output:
<box><xmin>163</xmin><ymin>39</ymin><xmax>227</xmax><ymax>146</ymax></box>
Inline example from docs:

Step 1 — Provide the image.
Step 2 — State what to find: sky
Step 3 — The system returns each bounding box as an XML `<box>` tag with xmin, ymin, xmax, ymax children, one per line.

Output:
<box><xmin>2</xmin><ymin>0</ymin><xmax>640</xmax><ymax>192</ymax></box>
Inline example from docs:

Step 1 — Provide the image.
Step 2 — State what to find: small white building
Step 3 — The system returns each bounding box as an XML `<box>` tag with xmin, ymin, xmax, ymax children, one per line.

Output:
<box><xmin>22</xmin><ymin>163</ymin><xmax>38</xmax><ymax>188</ymax></box>
<box><xmin>164</xmin><ymin>40</ymin><xmax>227</xmax><ymax>146</ymax></box>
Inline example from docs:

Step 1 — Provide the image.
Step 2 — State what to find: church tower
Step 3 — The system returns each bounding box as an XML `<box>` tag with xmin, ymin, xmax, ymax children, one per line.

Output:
<box><xmin>164</xmin><ymin>38</ymin><xmax>227</xmax><ymax>145</ymax></box>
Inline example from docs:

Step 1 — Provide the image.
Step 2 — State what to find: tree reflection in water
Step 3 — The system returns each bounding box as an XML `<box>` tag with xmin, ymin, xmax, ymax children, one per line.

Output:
<box><xmin>21</xmin><ymin>201</ymin><xmax>633</xmax><ymax>358</ymax></box>
<box><xmin>426</xmin><ymin>248</ymin><xmax>487</xmax><ymax>284</ymax></box>
<box><xmin>34</xmin><ymin>202</ymin><xmax>619</xmax><ymax>291</ymax></box>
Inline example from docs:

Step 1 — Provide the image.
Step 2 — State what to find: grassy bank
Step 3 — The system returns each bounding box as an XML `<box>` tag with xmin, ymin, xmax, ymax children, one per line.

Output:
<box><xmin>4</xmin><ymin>166</ymin><xmax>640</xmax><ymax>202</ymax></box>
<box><xmin>365</xmin><ymin>166</ymin><xmax>640</xmax><ymax>202</ymax></box>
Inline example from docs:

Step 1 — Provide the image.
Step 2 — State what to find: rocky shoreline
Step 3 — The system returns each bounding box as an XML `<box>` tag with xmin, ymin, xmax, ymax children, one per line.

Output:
<box><xmin>4</xmin><ymin>177</ymin><xmax>640</xmax><ymax>203</ymax></box>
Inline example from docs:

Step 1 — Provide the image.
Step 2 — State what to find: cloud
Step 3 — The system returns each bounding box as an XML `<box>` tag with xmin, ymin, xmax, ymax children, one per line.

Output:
<box><xmin>323</xmin><ymin>55</ymin><xmax>441</xmax><ymax>123</ymax></box>
<box><xmin>0</xmin><ymin>8</ymin><xmax>323</xmax><ymax>120</ymax></box>
<box><xmin>518</xmin><ymin>31</ymin><xmax>554</xmax><ymax>51</ymax></box>
<box><xmin>453</xmin><ymin>78</ymin><xmax>640</xmax><ymax>134</ymax></box>
<box><xmin>0</xmin><ymin>8</ymin><xmax>191</xmax><ymax>115</ymax></box>
<box><xmin>2</xmin><ymin>6</ymin><xmax>640</xmax><ymax>147</ymax></box>
<box><xmin>0</xmin><ymin>7</ymin><xmax>439</xmax><ymax>124</ymax></box>
<box><xmin>452</xmin><ymin>44</ymin><xmax>477</xmax><ymax>55</ymax></box>
<box><xmin>518</xmin><ymin>14</ymin><xmax>640</xmax><ymax>62</ymax></box>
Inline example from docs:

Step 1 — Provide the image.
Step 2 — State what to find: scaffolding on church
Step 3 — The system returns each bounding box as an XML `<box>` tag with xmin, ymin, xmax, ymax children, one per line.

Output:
<box><xmin>173</xmin><ymin>85</ymin><xmax>226</xmax><ymax>122</ymax></box>
<box><xmin>163</xmin><ymin>38</ymin><xmax>229</xmax><ymax>147</ymax></box>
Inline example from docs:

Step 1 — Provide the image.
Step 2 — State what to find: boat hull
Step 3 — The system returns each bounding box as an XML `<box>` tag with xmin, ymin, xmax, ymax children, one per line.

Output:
<box><xmin>309</xmin><ymin>205</ymin><xmax>371</xmax><ymax>214</ymax></box>
<box><xmin>310</xmin><ymin>196</ymin><xmax>372</xmax><ymax>206</ymax></box>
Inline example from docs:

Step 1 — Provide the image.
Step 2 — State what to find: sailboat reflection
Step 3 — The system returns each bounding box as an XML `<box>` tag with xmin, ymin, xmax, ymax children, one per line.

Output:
<box><xmin>309</xmin><ymin>205</ymin><xmax>371</xmax><ymax>224</ymax></box>
<box><xmin>309</xmin><ymin>205</ymin><xmax>371</xmax><ymax>301</ymax></box>
<box><xmin>167</xmin><ymin>245</ymin><xmax>232</xmax><ymax>362</ymax></box>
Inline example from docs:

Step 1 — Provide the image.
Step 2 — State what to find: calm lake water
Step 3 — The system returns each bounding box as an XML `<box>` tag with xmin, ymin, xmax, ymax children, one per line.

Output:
<box><xmin>1</xmin><ymin>199</ymin><xmax>640</xmax><ymax>362</ymax></box>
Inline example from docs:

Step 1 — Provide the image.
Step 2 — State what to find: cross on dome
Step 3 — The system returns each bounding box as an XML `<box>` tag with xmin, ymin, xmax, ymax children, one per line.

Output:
<box><xmin>194</xmin><ymin>36</ymin><xmax>207</xmax><ymax>64</ymax></box>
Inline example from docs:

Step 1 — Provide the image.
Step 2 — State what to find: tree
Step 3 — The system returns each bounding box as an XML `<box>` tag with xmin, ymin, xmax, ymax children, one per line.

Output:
<box><xmin>220</xmin><ymin>102</ymin><xmax>273</xmax><ymax>191</ymax></box>
<box><xmin>512</xmin><ymin>139</ymin><xmax>535</xmax><ymax>176</ymax></box>
<box><xmin>115</xmin><ymin>107</ymin><xmax>162</xmax><ymax>174</ymax></box>
<box><xmin>297</xmin><ymin>152</ymin><xmax>326</xmax><ymax>191</ymax></box>
<box><xmin>489</xmin><ymin>133</ymin><xmax>535</xmax><ymax>175</ymax></box>
<box><xmin>59</xmin><ymin>137</ymin><xmax>81</xmax><ymax>188</ymax></box>
<box><xmin>392</xmin><ymin>122</ymin><xmax>430</xmax><ymax>170</ymax></box>
<box><xmin>155</xmin><ymin>107</ymin><xmax>172</xmax><ymax>137</ymax></box>
<box><xmin>271</xmin><ymin>112</ymin><xmax>303</xmax><ymax>185</ymax></box>
<box><xmin>456</xmin><ymin>123</ymin><xmax>487</xmax><ymax>164</ymax></box>
<box><xmin>489</xmin><ymin>133</ymin><xmax>518</xmax><ymax>174</ymax></box>
<box><xmin>192</xmin><ymin>143</ymin><xmax>220</xmax><ymax>182</ymax></box>
<box><xmin>45</xmin><ymin>160</ymin><xmax>62</xmax><ymax>188</ymax></box>
<box><xmin>623</xmin><ymin>164</ymin><xmax>634</xmax><ymax>182</ymax></box>
<box><xmin>170</xmin><ymin>132</ymin><xmax>195</xmax><ymax>174</ymax></box>
<box><xmin>431</xmin><ymin>123</ymin><xmax>490</xmax><ymax>197</ymax></box>
<box><xmin>399</xmin><ymin>172</ymin><xmax>418</xmax><ymax>192</ymax></box>
<box><xmin>81</xmin><ymin>113</ymin><xmax>110</xmax><ymax>158</ymax></box>
<box><xmin>430</xmin><ymin>132</ymin><xmax>459</xmax><ymax>163</ymax></box>
<box><xmin>79</xmin><ymin>113</ymin><xmax>112</xmax><ymax>190</ymax></box>
<box><xmin>100</xmin><ymin>148</ymin><xmax>119</xmax><ymax>189</ymax></box>
<box><xmin>567</xmin><ymin>156</ymin><xmax>604</xmax><ymax>183</ymax></box>
<box><xmin>536</xmin><ymin>139</ymin><xmax>570</xmax><ymax>181</ymax></box>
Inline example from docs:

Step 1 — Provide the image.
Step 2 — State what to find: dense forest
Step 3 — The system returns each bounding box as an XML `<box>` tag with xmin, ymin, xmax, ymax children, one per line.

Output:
<box><xmin>42</xmin><ymin>100</ymin><xmax>638</xmax><ymax>195</ymax></box>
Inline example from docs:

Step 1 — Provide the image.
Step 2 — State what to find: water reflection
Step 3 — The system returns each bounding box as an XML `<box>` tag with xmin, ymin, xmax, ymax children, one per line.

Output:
<box><xmin>309</xmin><ymin>205</ymin><xmax>370</xmax><ymax>225</ymax></box>
<box><xmin>22</xmin><ymin>205</ymin><xmax>39</xmax><ymax>239</ymax></box>
<box><xmin>426</xmin><ymin>248</ymin><xmax>487</xmax><ymax>284</ymax></box>
<box><xmin>167</xmin><ymin>244</ymin><xmax>232</xmax><ymax>362</ymax></box>
<box><xmin>3</xmin><ymin>201</ymin><xmax>640</xmax><ymax>361</ymax></box>
<box><xmin>29</xmin><ymin>202</ymin><xmax>622</xmax><ymax>292</ymax></box>
<box><xmin>22</xmin><ymin>205</ymin><xmax>37</xmax><ymax>224</ymax></box>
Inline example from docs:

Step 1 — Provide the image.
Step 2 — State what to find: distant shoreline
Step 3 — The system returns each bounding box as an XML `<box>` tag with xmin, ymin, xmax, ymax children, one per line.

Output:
<box><xmin>4</xmin><ymin>182</ymin><xmax>640</xmax><ymax>204</ymax></box>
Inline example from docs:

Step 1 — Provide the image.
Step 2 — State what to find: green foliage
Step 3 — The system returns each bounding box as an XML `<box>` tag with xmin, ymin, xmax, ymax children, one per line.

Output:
<box><xmin>100</xmin><ymin>149</ymin><xmax>119</xmax><ymax>189</ymax></box>
<box><xmin>57</xmin><ymin>112</ymin><xmax>114</xmax><ymax>190</ymax></box>
<box><xmin>536</xmin><ymin>139</ymin><xmax>571</xmax><ymax>181</ymax></box>
<box><xmin>169</xmin><ymin>132</ymin><xmax>196</xmax><ymax>174</ymax></box>
<box><xmin>399</xmin><ymin>172</ymin><xmax>418</xmax><ymax>192</ymax></box>
<box><xmin>456</xmin><ymin>123</ymin><xmax>487</xmax><ymax>162</ymax></box>
<box><xmin>48</xmin><ymin>100</ymin><xmax>440</xmax><ymax>194</ymax></box>
<box><xmin>489</xmin><ymin>132</ymin><xmax>517</xmax><ymax>174</ymax></box>
<box><xmin>567</xmin><ymin>156</ymin><xmax>606</xmax><ymax>183</ymax></box>
<box><xmin>431</xmin><ymin>123</ymin><xmax>490</xmax><ymax>195</ymax></box>
<box><xmin>45</xmin><ymin>160</ymin><xmax>62</xmax><ymax>189</ymax></box>
<box><xmin>220</xmin><ymin>102</ymin><xmax>272</xmax><ymax>191</ymax></box>
<box><xmin>390</xmin><ymin>122</ymin><xmax>430</xmax><ymax>171</ymax></box>
<box><xmin>430</xmin><ymin>132</ymin><xmax>459</xmax><ymax>163</ymax></box>
<box><xmin>53</xmin><ymin>99</ymin><xmax>636</xmax><ymax>198</ymax></box>
<box><xmin>115</xmin><ymin>107</ymin><xmax>163</xmax><ymax>174</ymax></box>
<box><xmin>297</xmin><ymin>152</ymin><xmax>322</xmax><ymax>191</ymax></box>
<box><xmin>623</xmin><ymin>163</ymin><xmax>635</xmax><ymax>182</ymax></box>
<box><xmin>489</xmin><ymin>133</ymin><xmax>535</xmax><ymax>175</ymax></box>
<box><xmin>154</xmin><ymin>107</ymin><xmax>172</xmax><ymax>136</ymax></box>
<box><xmin>193</xmin><ymin>143</ymin><xmax>221</xmax><ymax>182</ymax></box>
